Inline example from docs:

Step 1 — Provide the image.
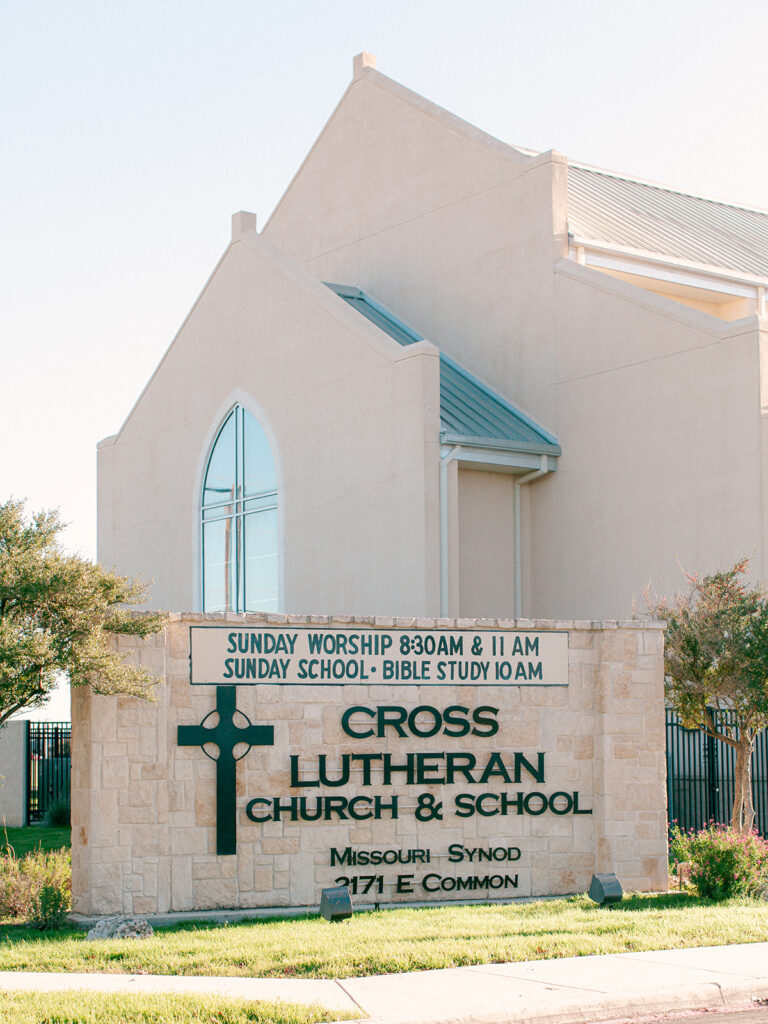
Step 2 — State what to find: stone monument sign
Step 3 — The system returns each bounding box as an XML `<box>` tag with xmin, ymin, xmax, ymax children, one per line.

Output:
<box><xmin>71</xmin><ymin>613</ymin><xmax>667</xmax><ymax>916</ymax></box>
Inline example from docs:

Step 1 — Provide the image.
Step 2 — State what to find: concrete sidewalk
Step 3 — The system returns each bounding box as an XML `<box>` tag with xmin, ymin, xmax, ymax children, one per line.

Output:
<box><xmin>2</xmin><ymin>942</ymin><xmax>768</xmax><ymax>1023</ymax></box>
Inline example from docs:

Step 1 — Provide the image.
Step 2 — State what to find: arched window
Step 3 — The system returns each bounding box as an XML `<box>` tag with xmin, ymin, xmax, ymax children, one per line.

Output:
<box><xmin>201</xmin><ymin>405</ymin><xmax>278</xmax><ymax>612</ymax></box>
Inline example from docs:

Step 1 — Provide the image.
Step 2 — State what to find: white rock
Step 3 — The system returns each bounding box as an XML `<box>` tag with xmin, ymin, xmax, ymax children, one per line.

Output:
<box><xmin>86</xmin><ymin>915</ymin><xmax>154</xmax><ymax>940</ymax></box>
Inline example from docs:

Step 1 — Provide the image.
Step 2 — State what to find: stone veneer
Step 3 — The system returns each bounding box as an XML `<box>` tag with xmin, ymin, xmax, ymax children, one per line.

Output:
<box><xmin>71</xmin><ymin>613</ymin><xmax>667</xmax><ymax>916</ymax></box>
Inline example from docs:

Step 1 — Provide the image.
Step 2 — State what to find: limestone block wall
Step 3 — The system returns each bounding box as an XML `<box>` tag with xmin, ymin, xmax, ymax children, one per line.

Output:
<box><xmin>71</xmin><ymin>614</ymin><xmax>667</xmax><ymax>916</ymax></box>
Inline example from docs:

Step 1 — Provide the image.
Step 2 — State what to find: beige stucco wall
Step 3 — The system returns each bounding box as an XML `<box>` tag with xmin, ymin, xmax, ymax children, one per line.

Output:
<box><xmin>98</xmin><ymin>60</ymin><xmax>768</xmax><ymax>627</ymax></box>
<box><xmin>71</xmin><ymin>614</ymin><xmax>667</xmax><ymax>917</ymax></box>
<box><xmin>263</xmin><ymin>67</ymin><xmax>566</xmax><ymax>430</ymax></box>
<box><xmin>0</xmin><ymin>722</ymin><xmax>26</xmax><ymax>828</ymax></box>
<box><xmin>525</xmin><ymin>261</ymin><xmax>764</xmax><ymax>618</ymax></box>
<box><xmin>264</xmin><ymin>67</ymin><xmax>768</xmax><ymax>620</ymax></box>
<box><xmin>458</xmin><ymin>470</ymin><xmax>515</xmax><ymax>618</ymax></box>
<box><xmin>98</xmin><ymin>230</ymin><xmax>441</xmax><ymax>617</ymax></box>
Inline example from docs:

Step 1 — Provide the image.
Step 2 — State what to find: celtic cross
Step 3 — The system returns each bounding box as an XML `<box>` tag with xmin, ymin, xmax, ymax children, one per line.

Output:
<box><xmin>177</xmin><ymin>685</ymin><xmax>274</xmax><ymax>855</ymax></box>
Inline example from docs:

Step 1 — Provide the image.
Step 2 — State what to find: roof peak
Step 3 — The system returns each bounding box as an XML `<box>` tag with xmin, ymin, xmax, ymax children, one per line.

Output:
<box><xmin>344</xmin><ymin>54</ymin><xmax>765</xmax><ymax>217</ymax></box>
<box><xmin>352</xmin><ymin>52</ymin><xmax>377</xmax><ymax>78</ymax></box>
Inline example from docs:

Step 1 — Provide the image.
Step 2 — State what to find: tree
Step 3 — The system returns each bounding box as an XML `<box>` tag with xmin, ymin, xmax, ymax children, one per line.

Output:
<box><xmin>0</xmin><ymin>499</ymin><xmax>166</xmax><ymax>725</ymax></box>
<box><xmin>646</xmin><ymin>559</ymin><xmax>768</xmax><ymax>832</ymax></box>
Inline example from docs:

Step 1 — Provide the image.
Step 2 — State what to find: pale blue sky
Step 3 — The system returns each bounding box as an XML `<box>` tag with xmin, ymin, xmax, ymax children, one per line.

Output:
<box><xmin>3</xmin><ymin>0</ymin><xmax>767</xmax><ymax>572</ymax></box>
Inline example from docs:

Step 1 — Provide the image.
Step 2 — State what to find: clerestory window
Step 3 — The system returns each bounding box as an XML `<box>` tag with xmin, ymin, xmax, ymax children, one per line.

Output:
<box><xmin>201</xmin><ymin>405</ymin><xmax>278</xmax><ymax>612</ymax></box>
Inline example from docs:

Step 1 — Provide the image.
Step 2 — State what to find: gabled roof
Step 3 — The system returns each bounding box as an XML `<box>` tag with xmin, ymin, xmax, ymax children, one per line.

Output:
<box><xmin>267</xmin><ymin>53</ymin><xmax>767</xmax><ymax>289</ymax></box>
<box><xmin>326</xmin><ymin>284</ymin><xmax>561</xmax><ymax>458</ymax></box>
<box><xmin>568</xmin><ymin>165</ymin><xmax>768</xmax><ymax>281</ymax></box>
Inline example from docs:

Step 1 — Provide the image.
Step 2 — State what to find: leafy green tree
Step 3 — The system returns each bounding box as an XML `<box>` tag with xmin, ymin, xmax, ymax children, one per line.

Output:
<box><xmin>646</xmin><ymin>559</ymin><xmax>768</xmax><ymax>832</ymax></box>
<box><xmin>0</xmin><ymin>499</ymin><xmax>166</xmax><ymax>725</ymax></box>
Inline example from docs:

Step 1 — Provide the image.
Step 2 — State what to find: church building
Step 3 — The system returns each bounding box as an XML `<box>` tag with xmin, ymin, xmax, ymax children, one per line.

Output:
<box><xmin>98</xmin><ymin>54</ymin><xmax>768</xmax><ymax>621</ymax></box>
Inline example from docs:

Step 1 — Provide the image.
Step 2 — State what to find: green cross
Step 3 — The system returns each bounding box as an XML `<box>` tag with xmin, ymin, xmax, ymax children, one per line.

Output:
<box><xmin>177</xmin><ymin>685</ymin><xmax>274</xmax><ymax>855</ymax></box>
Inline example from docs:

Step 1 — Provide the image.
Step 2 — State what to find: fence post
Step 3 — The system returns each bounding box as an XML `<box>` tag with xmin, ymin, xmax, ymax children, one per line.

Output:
<box><xmin>706</xmin><ymin>730</ymin><xmax>719</xmax><ymax>824</ymax></box>
<box><xmin>666</xmin><ymin>712</ymin><xmax>676</xmax><ymax>827</ymax></box>
<box><xmin>23</xmin><ymin>720</ymin><xmax>30</xmax><ymax>827</ymax></box>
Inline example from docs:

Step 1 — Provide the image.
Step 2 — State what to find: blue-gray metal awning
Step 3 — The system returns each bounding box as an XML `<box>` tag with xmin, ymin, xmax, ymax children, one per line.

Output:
<box><xmin>326</xmin><ymin>283</ymin><xmax>561</xmax><ymax>462</ymax></box>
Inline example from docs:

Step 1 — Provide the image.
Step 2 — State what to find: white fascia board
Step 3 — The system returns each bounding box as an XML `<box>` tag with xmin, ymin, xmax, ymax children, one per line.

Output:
<box><xmin>441</xmin><ymin>432</ymin><xmax>561</xmax><ymax>457</ymax></box>
<box><xmin>442</xmin><ymin>445</ymin><xmax>558</xmax><ymax>473</ymax></box>
<box><xmin>569</xmin><ymin>240</ymin><xmax>766</xmax><ymax>298</ymax></box>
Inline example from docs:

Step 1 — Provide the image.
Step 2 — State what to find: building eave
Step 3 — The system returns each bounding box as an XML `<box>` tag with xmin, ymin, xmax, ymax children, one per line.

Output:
<box><xmin>440</xmin><ymin>436</ymin><xmax>560</xmax><ymax>474</ymax></box>
<box><xmin>569</xmin><ymin>236</ymin><xmax>768</xmax><ymax>298</ymax></box>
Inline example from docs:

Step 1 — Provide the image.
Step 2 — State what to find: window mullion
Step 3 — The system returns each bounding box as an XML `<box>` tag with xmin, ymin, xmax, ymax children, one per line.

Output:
<box><xmin>202</xmin><ymin>404</ymin><xmax>278</xmax><ymax>615</ymax></box>
<box><xmin>235</xmin><ymin>512</ymin><xmax>242</xmax><ymax>613</ymax></box>
<box><xmin>236</xmin><ymin>407</ymin><xmax>244</xmax><ymax>613</ymax></box>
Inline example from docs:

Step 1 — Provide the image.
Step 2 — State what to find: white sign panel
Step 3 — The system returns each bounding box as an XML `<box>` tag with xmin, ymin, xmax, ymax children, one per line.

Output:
<box><xmin>190</xmin><ymin>626</ymin><xmax>569</xmax><ymax>686</ymax></box>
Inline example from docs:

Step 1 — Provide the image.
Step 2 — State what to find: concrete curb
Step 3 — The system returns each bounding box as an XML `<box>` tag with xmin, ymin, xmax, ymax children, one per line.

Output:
<box><xmin>347</xmin><ymin>980</ymin><xmax>768</xmax><ymax>1024</ymax></box>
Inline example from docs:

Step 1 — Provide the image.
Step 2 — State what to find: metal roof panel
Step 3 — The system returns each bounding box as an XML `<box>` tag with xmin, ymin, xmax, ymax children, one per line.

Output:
<box><xmin>325</xmin><ymin>284</ymin><xmax>560</xmax><ymax>454</ymax></box>
<box><xmin>568</xmin><ymin>166</ymin><xmax>768</xmax><ymax>279</ymax></box>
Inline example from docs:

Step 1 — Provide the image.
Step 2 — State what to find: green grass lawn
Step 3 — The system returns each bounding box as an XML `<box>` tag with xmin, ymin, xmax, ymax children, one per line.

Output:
<box><xmin>0</xmin><ymin>990</ymin><xmax>358</xmax><ymax>1024</ymax></box>
<box><xmin>1</xmin><ymin>892</ymin><xmax>768</xmax><ymax>978</ymax></box>
<box><xmin>1</xmin><ymin>827</ymin><xmax>70</xmax><ymax>857</ymax></box>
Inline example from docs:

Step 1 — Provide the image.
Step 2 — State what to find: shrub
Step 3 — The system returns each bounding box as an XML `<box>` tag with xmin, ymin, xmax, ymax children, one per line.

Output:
<box><xmin>46</xmin><ymin>799</ymin><xmax>71</xmax><ymax>827</ymax></box>
<box><xmin>29</xmin><ymin>883</ymin><xmax>69</xmax><ymax>930</ymax></box>
<box><xmin>0</xmin><ymin>846</ymin><xmax>71</xmax><ymax>923</ymax></box>
<box><xmin>670</xmin><ymin>823</ymin><xmax>768</xmax><ymax>900</ymax></box>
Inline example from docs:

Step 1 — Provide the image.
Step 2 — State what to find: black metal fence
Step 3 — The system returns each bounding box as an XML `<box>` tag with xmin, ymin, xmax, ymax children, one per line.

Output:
<box><xmin>26</xmin><ymin>722</ymin><xmax>71</xmax><ymax>824</ymax></box>
<box><xmin>666</xmin><ymin>709</ymin><xmax>768</xmax><ymax>837</ymax></box>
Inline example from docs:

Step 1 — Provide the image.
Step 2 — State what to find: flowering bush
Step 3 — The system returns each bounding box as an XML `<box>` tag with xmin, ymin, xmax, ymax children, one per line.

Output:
<box><xmin>670</xmin><ymin>823</ymin><xmax>768</xmax><ymax>900</ymax></box>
